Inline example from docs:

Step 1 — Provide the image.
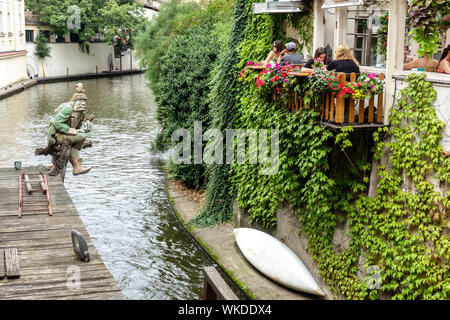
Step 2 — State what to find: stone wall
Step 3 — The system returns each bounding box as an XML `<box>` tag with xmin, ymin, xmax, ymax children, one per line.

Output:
<box><xmin>393</xmin><ymin>73</ymin><xmax>450</xmax><ymax>151</ymax></box>
<box><xmin>25</xmin><ymin>42</ymin><xmax>141</xmax><ymax>78</ymax></box>
<box><xmin>0</xmin><ymin>53</ymin><xmax>27</xmax><ymax>88</ymax></box>
<box><xmin>231</xmin><ymin>130</ymin><xmax>382</xmax><ymax>300</ymax></box>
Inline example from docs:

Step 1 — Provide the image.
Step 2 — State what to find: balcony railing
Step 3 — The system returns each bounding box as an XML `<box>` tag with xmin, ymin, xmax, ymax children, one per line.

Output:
<box><xmin>249</xmin><ymin>66</ymin><xmax>386</xmax><ymax>129</ymax></box>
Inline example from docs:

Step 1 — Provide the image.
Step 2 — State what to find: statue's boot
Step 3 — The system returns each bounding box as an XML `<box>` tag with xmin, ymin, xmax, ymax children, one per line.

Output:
<box><xmin>71</xmin><ymin>158</ymin><xmax>92</xmax><ymax>175</ymax></box>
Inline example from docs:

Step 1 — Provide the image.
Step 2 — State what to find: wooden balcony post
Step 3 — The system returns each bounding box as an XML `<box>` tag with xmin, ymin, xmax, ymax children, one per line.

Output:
<box><xmin>330</xmin><ymin>93</ymin><xmax>335</xmax><ymax>122</ymax></box>
<box><xmin>368</xmin><ymin>96</ymin><xmax>375</xmax><ymax>123</ymax></box>
<box><xmin>385</xmin><ymin>0</ymin><xmax>407</xmax><ymax>125</ymax></box>
<box><xmin>321</xmin><ymin>92</ymin><xmax>325</xmax><ymax>120</ymax></box>
<box><xmin>348</xmin><ymin>73</ymin><xmax>356</xmax><ymax>123</ymax></box>
<box><xmin>325</xmin><ymin>92</ymin><xmax>330</xmax><ymax>121</ymax></box>
<box><xmin>359</xmin><ymin>99</ymin><xmax>365</xmax><ymax>123</ymax></box>
<box><xmin>377</xmin><ymin>73</ymin><xmax>385</xmax><ymax>123</ymax></box>
<box><xmin>335</xmin><ymin>73</ymin><xmax>346</xmax><ymax>123</ymax></box>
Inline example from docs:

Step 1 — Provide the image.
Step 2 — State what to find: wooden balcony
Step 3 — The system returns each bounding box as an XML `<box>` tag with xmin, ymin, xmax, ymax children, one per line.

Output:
<box><xmin>248</xmin><ymin>66</ymin><xmax>387</xmax><ymax>131</ymax></box>
<box><xmin>317</xmin><ymin>73</ymin><xmax>385</xmax><ymax>130</ymax></box>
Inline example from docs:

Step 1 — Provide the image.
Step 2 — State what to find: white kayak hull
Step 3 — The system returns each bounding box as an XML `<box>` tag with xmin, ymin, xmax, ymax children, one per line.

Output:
<box><xmin>233</xmin><ymin>228</ymin><xmax>324</xmax><ymax>296</ymax></box>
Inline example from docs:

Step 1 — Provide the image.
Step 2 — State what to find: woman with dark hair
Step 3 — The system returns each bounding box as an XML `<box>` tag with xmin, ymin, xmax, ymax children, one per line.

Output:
<box><xmin>437</xmin><ymin>45</ymin><xmax>450</xmax><ymax>74</ymax></box>
<box><xmin>264</xmin><ymin>40</ymin><xmax>284</xmax><ymax>66</ymax></box>
<box><xmin>302</xmin><ymin>47</ymin><xmax>329</xmax><ymax>72</ymax></box>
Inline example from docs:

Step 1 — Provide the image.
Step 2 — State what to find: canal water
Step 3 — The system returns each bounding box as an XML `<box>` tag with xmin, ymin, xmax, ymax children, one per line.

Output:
<box><xmin>0</xmin><ymin>74</ymin><xmax>217</xmax><ymax>299</ymax></box>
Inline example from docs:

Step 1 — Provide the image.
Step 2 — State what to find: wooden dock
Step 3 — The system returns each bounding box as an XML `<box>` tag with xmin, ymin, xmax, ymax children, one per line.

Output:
<box><xmin>0</xmin><ymin>167</ymin><xmax>124</xmax><ymax>300</ymax></box>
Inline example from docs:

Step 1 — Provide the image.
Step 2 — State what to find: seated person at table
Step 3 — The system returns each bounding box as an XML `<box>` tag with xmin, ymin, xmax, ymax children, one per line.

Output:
<box><xmin>277</xmin><ymin>42</ymin><xmax>303</xmax><ymax>65</ymax></box>
<box><xmin>302</xmin><ymin>47</ymin><xmax>329</xmax><ymax>72</ymax></box>
<box><xmin>264</xmin><ymin>40</ymin><xmax>284</xmax><ymax>66</ymax></box>
<box><xmin>403</xmin><ymin>55</ymin><xmax>438</xmax><ymax>72</ymax></box>
<box><xmin>404</xmin><ymin>45</ymin><xmax>414</xmax><ymax>64</ymax></box>
<box><xmin>327</xmin><ymin>45</ymin><xmax>360</xmax><ymax>74</ymax></box>
<box><xmin>437</xmin><ymin>45</ymin><xmax>450</xmax><ymax>74</ymax></box>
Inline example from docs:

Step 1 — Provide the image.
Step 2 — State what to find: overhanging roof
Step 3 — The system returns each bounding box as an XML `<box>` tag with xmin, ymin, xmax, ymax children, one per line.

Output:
<box><xmin>321</xmin><ymin>0</ymin><xmax>364</xmax><ymax>9</ymax></box>
<box><xmin>253</xmin><ymin>0</ymin><xmax>311</xmax><ymax>15</ymax></box>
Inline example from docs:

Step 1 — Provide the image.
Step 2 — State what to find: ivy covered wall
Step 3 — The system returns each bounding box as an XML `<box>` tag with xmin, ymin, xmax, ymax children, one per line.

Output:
<box><xmin>139</xmin><ymin>0</ymin><xmax>449</xmax><ymax>299</ymax></box>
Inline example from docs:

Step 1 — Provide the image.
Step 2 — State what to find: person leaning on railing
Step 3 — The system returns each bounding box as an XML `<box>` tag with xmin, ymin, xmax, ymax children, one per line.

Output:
<box><xmin>264</xmin><ymin>40</ymin><xmax>284</xmax><ymax>66</ymax></box>
<box><xmin>326</xmin><ymin>45</ymin><xmax>360</xmax><ymax>74</ymax></box>
<box><xmin>301</xmin><ymin>47</ymin><xmax>329</xmax><ymax>73</ymax></box>
<box><xmin>437</xmin><ymin>45</ymin><xmax>450</xmax><ymax>74</ymax></box>
<box><xmin>277</xmin><ymin>42</ymin><xmax>304</xmax><ymax>66</ymax></box>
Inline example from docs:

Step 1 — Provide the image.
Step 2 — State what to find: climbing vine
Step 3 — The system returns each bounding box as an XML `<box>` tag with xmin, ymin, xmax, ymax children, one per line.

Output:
<box><xmin>195</xmin><ymin>0</ymin><xmax>313</xmax><ymax>226</ymax></box>
<box><xmin>355</xmin><ymin>73</ymin><xmax>450</xmax><ymax>299</ymax></box>
<box><xmin>191</xmin><ymin>0</ymin><xmax>247</xmax><ymax>226</ymax></box>
<box><xmin>146</xmin><ymin>0</ymin><xmax>449</xmax><ymax>300</ymax></box>
<box><xmin>158</xmin><ymin>23</ymin><xmax>219</xmax><ymax>189</ymax></box>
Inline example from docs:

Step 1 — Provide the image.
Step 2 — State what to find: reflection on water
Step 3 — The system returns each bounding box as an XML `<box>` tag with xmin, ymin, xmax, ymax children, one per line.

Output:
<box><xmin>0</xmin><ymin>75</ymin><xmax>213</xmax><ymax>299</ymax></box>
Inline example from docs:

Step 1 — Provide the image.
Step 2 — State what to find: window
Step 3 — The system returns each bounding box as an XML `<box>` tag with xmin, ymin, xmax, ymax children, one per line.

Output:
<box><xmin>55</xmin><ymin>34</ymin><xmax>65</xmax><ymax>43</ymax></box>
<box><xmin>7</xmin><ymin>0</ymin><xmax>11</xmax><ymax>34</ymax></box>
<box><xmin>346</xmin><ymin>7</ymin><xmax>388</xmax><ymax>67</ymax></box>
<box><xmin>42</xmin><ymin>30</ymin><xmax>50</xmax><ymax>42</ymax></box>
<box><xmin>25</xmin><ymin>30</ymin><xmax>34</xmax><ymax>42</ymax></box>
<box><xmin>0</xmin><ymin>0</ymin><xmax>3</xmax><ymax>33</ymax></box>
<box><xmin>70</xmin><ymin>32</ymin><xmax>80</xmax><ymax>43</ymax></box>
<box><xmin>7</xmin><ymin>12</ymin><xmax>11</xmax><ymax>34</ymax></box>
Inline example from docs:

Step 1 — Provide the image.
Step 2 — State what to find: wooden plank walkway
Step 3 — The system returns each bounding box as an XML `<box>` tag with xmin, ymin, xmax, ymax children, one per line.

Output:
<box><xmin>0</xmin><ymin>167</ymin><xmax>124</xmax><ymax>300</ymax></box>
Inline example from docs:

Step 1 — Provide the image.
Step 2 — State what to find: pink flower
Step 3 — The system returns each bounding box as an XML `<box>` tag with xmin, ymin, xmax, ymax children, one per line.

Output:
<box><xmin>368</xmin><ymin>73</ymin><xmax>376</xmax><ymax>79</ymax></box>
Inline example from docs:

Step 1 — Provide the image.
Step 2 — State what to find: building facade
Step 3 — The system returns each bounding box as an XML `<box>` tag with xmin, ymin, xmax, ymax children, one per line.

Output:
<box><xmin>0</xmin><ymin>0</ymin><xmax>28</xmax><ymax>88</ymax></box>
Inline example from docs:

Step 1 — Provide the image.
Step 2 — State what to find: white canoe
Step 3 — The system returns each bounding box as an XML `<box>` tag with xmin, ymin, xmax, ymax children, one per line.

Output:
<box><xmin>233</xmin><ymin>228</ymin><xmax>324</xmax><ymax>296</ymax></box>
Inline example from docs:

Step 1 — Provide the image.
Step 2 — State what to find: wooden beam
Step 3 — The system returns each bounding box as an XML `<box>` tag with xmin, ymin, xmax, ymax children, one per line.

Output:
<box><xmin>313</xmin><ymin>0</ymin><xmax>325</xmax><ymax>52</ymax></box>
<box><xmin>377</xmin><ymin>73</ymin><xmax>385</xmax><ymax>123</ymax></box>
<box><xmin>334</xmin><ymin>6</ymin><xmax>348</xmax><ymax>55</ymax></box>
<box><xmin>385</xmin><ymin>0</ymin><xmax>407</xmax><ymax>125</ymax></box>
<box><xmin>202</xmin><ymin>266</ymin><xmax>238</xmax><ymax>300</ymax></box>
<box><xmin>0</xmin><ymin>249</ymin><xmax>6</xmax><ymax>279</ymax></box>
<box><xmin>4</xmin><ymin>248</ymin><xmax>20</xmax><ymax>279</ymax></box>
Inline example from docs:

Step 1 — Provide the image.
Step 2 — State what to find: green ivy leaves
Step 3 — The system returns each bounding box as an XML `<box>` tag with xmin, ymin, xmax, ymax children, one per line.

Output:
<box><xmin>357</xmin><ymin>73</ymin><xmax>449</xmax><ymax>300</ymax></box>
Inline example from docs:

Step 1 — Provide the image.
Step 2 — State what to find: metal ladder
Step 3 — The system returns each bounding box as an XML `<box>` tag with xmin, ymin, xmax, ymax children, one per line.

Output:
<box><xmin>18</xmin><ymin>173</ymin><xmax>53</xmax><ymax>218</ymax></box>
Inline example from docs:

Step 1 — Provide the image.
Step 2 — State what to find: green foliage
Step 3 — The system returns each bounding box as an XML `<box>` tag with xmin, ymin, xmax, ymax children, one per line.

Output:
<box><xmin>230</xmin><ymin>3</ymin><xmax>449</xmax><ymax>298</ymax></box>
<box><xmin>135</xmin><ymin>0</ymin><xmax>204</xmax><ymax>97</ymax></box>
<box><xmin>25</xmin><ymin>0</ymin><xmax>146</xmax><ymax>52</ymax></box>
<box><xmin>288</xmin><ymin>7</ymin><xmax>314</xmax><ymax>55</ymax></box>
<box><xmin>357</xmin><ymin>73</ymin><xmax>450</xmax><ymax>299</ymax></box>
<box><xmin>34</xmin><ymin>30</ymin><xmax>51</xmax><ymax>60</ymax></box>
<box><xmin>191</xmin><ymin>0</ymin><xmax>247</xmax><ymax>227</ymax></box>
<box><xmin>408</xmin><ymin>0</ymin><xmax>450</xmax><ymax>58</ymax></box>
<box><xmin>376</xmin><ymin>12</ymin><xmax>389</xmax><ymax>59</ymax></box>
<box><xmin>158</xmin><ymin>23</ymin><xmax>219</xmax><ymax>189</ymax></box>
<box><xmin>234</xmin><ymin>50</ymin><xmax>368</xmax><ymax>299</ymax></box>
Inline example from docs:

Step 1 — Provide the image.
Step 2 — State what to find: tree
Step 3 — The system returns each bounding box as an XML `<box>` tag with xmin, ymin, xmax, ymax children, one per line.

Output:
<box><xmin>135</xmin><ymin>0</ymin><xmax>202</xmax><ymax>96</ymax></box>
<box><xmin>25</xmin><ymin>0</ymin><xmax>146</xmax><ymax>52</ymax></box>
<box><xmin>158</xmin><ymin>23</ymin><xmax>219</xmax><ymax>189</ymax></box>
<box><xmin>34</xmin><ymin>30</ymin><xmax>51</xmax><ymax>78</ymax></box>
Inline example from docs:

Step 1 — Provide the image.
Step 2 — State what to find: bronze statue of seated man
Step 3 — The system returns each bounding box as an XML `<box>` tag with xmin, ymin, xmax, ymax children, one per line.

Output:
<box><xmin>46</xmin><ymin>83</ymin><xmax>92</xmax><ymax>175</ymax></box>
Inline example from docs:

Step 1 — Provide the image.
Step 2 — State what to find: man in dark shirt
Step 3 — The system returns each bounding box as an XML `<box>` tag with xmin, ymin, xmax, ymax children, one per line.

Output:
<box><xmin>278</xmin><ymin>42</ymin><xmax>303</xmax><ymax>65</ymax></box>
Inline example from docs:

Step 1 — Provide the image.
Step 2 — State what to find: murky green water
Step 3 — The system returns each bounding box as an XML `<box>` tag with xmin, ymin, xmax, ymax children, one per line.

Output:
<box><xmin>0</xmin><ymin>74</ymin><xmax>217</xmax><ymax>300</ymax></box>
